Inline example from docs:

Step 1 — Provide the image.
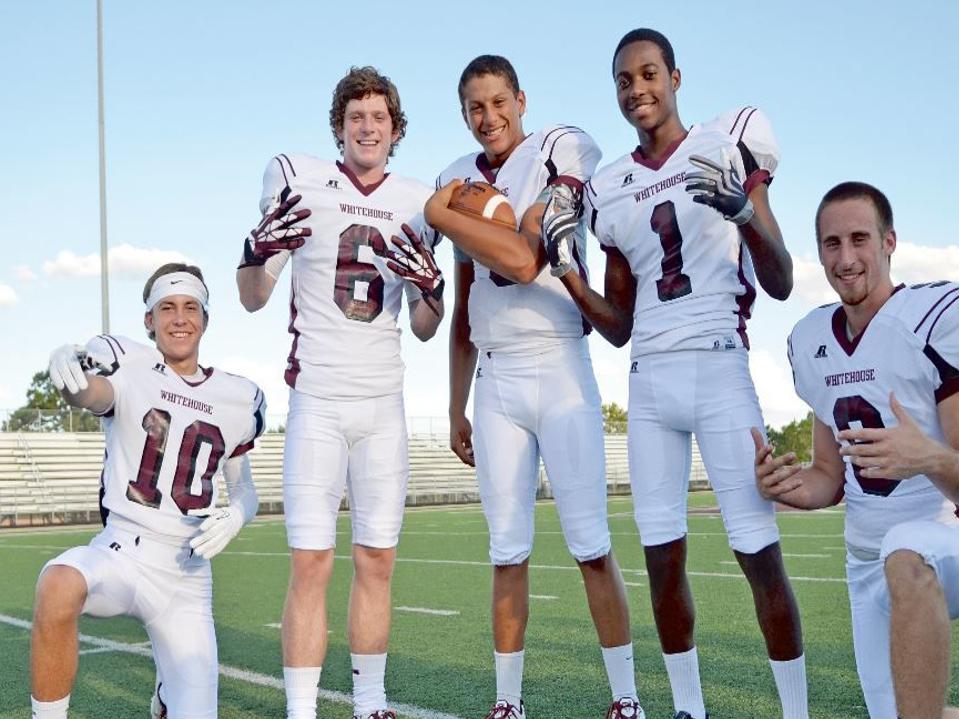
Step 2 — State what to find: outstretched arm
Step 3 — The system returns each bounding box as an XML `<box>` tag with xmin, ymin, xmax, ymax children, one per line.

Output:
<box><xmin>751</xmin><ymin>416</ymin><xmax>846</xmax><ymax>510</ymax></box>
<box><xmin>555</xmin><ymin>247</ymin><xmax>635</xmax><ymax>348</ymax></box>
<box><xmin>48</xmin><ymin>345</ymin><xmax>115</xmax><ymax>415</ymax></box>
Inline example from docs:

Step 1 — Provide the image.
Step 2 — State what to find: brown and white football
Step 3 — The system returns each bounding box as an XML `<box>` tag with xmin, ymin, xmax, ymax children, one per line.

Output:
<box><xmin>447</xmin><ymin>182</ymin><xmax>517</xmax><ymax>229</ymax></box>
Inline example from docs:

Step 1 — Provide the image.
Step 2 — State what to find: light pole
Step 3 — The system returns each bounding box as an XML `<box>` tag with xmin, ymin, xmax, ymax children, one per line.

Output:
<box><xmin>96</xmin><ymin>0</ymin><xmax>110</xmax><ymax>333</ymax></box>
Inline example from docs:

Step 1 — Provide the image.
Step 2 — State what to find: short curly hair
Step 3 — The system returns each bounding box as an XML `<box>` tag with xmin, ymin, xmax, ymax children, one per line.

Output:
<box><xmin>329</xmin><ymin>66</ymin><xmax>407</xmax><ymax>158</ymax></box>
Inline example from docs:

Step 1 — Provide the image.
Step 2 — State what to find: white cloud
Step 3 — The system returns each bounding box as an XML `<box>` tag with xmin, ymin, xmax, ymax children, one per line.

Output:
<box><xmin>891</xmin><ymin>242</ymin><xmax>959</xmax><ymax>285</ymax></box>
<box><xmin>0</xmin><ymin>284</ymin><xmax>19</xmax><ymax>307</ymax></box>
<box><xmin>790</xmin><ymin>241</ymin><xmax>959</xmax><ymax>307</ymax></box>
<box><xmin>791</xmin><ymin>254</ymin><xmax>834</xmax><ymax>306</ymax></box>
<box><xmin>43</xmin><ymin>250</ymin><xmax>100</xmax><ymax>277</ymax></box>
<box><xmin>749</xmin><ymin>348</ymin><xmax>810</xmax><ymax>430</ymax></box>
<box><xmin>13</xmin><ymin>265</ymin><xmax>37</xmax><ymax>282</ymax></box>
<box><xmin>43</xmin><ymin>244</ymin><xmax>193</xmax><ymax>278</ymax></box>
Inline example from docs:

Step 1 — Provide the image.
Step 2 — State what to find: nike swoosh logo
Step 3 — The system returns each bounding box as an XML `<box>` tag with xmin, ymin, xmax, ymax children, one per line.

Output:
<box><xmin>170</xmin><ymin>280</ymin><xmax>183</xmax><ymax>284</ymax></box>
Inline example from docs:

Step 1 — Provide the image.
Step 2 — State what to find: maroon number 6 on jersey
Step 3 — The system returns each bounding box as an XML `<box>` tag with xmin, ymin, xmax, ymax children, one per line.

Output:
<box><xmin>833</xmin><ymin>395</ymin><xmax>900</xmax><ymax>497</ymax></box>
<box><xmin>335</xmin><ymin>224</ymin><xmax>387</xmax><ymax>322</ymax></box>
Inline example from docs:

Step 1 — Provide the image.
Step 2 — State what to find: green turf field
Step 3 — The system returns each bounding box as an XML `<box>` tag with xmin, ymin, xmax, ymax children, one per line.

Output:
<box><xmin>1</xmin><ymin>494</ymin><xmax>957</xmax><ymax>718</ymax></box>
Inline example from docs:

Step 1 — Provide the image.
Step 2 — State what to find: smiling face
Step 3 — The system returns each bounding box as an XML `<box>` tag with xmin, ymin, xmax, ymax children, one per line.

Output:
<box><xmin>613</xmin><ymin>40</ymin><xmax>681</xmax><ymax>139</ymax></box>
<box><xmin>460</xmin><ymin>73</ymin><xmax>526</xmax><ymax>166</ymax></box>
<box><xmin>144</xmin><ymin>294</ymin><xmax>206</xmax><ymax>371</ymax></box>
<box><xmin>336</xmin><ymin>93</ymin><xmax>398</xmax><ymax>179</ymax></box>
<box><xmin>818</xmin><ymin>197</ymin><xmax>896</xmax><ymax>311</ymax></box>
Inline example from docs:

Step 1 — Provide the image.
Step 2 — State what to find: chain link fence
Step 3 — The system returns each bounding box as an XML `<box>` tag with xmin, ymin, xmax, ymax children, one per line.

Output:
<box><xmin>0</xmin><ymin>408</ymin><xmax>103</xmax><ymax>433</ymax></box>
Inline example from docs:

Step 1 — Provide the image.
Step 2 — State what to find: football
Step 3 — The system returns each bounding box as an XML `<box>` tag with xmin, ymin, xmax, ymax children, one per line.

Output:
<box><xmin>447</xmin><ymin>182</ymin><xmax>517</xmax><ymax>229</ymax></box>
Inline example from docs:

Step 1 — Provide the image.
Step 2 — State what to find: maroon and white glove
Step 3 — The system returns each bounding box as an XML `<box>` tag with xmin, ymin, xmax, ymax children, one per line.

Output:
<box><xmin>240</xmin><ymin>187</ymin><xmax>312</xmax><ymax>268</ymax></box>
<box><xmin>379</xmin><ymin>224</ymin><xmax>444</xmax><ymax>303</ymax></box>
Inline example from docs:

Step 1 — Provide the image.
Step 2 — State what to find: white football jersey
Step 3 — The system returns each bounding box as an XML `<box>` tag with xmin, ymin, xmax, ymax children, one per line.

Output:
<box><xmin>88</xmin><ymin>335</ymin><xmax>266</xmax><ymax>540</ymax></box>
<box><xmin>585</xmin><ymin>107</ymin><xmax>778</xmax><ymax>358</ymax></box>
<box><xmin>789</xmin><ymin>282</ymin><xmax>959</xmax><ymax>553</ymax></box>
<box><xmin>437</xmin><ymin>125</ymin><xmax>601</xmax><ymax>353</ymax></box>
<box><xmin>261</xmin><ymin>154</ymin><xmax>433</xmax><ymax>400</ymax></box>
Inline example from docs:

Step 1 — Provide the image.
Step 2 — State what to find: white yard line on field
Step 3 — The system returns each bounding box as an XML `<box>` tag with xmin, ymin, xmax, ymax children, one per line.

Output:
<box><xmin>79</xmin><ymin>640</ymin><xmax>152</xmax><ymax>656</ymax></box>
<box><xmin>395</xmin><ymin>606</ymin><xmax>460</xmax><ymax>616</ymax></box>
<box><xmin>263</xmin><ymin>623</ymin><xmax>331</xmax><ymax>633</ymax></box>
<box><xmin>0</xmin><ymin>544</ymin><xmax>72</xmax><ymax>551</ymax></box>
<box><xmin>0</xmin><ymin>614</ymin><xmax>465</xmax><ymax>719</ymax></box>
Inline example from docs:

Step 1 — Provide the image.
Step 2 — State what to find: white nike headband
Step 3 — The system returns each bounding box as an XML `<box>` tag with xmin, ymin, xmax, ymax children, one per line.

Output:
<box><xmin>145</xmin><ymin>272</ymin><xmax>210</xmax><ymax>313</ymax></box>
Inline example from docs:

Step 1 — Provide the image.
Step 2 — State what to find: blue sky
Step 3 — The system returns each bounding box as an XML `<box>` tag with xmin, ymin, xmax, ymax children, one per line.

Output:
<box><xmin>2</xmin><ymin>1</ymin><xmax>957</xmax><ymax>429</ymax></box>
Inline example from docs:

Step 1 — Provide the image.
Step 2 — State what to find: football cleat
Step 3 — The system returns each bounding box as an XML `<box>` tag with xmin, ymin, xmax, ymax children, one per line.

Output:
<box><xmin>353</xmin><ymin>711</ymin><xmax>396</xmax><ymax>719</ymax></box>
<box><xmin>672</xmin><ymin>713</ymin><xmax>708</xmax><ymax>719</ymax></box>
<box><xmin>606</xmin><ymin>697</ymin><xmax>644</xmax><ymax>719</ymax></box>
<box><xmin>485</xmin><ymin>699</ymin><xmax>525</xmax><ymax>719</ymax></box>
<box><xmin>150</xmin><ymin>682</ymin><xmax>167</xmax><ymax>719</ymax></box>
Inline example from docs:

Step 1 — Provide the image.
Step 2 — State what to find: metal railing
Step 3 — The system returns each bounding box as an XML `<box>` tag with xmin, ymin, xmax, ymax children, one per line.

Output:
<box><xmin>1</xmin><ymin>408</ymin><xmax>102</xmax><ymax>433</ymax></box>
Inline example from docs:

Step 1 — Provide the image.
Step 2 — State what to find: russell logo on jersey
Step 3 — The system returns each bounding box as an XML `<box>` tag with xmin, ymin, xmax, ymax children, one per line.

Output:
<box><xmin>711</xmin><ymin>336</ymin><xmax>737</xmax><ymax>351</ymax></box>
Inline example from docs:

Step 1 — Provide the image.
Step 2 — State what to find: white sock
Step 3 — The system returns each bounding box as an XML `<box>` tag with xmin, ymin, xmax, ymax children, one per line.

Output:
<box><xmin>351</xmin><ymin>653</ymin><xmax>388</xmax><ymax>716</ymax></box>
<box><xmin>494</xmin><ymin>649</ymin><xmax>524</xmax><ymax>705</ymax></box>
<box><xmin>663</xmin><ymin>647</ymin><xmax>706</xmax><ymax>719</ymax></box>
<box><xmin>770</xmin><ymin>654</ymin><xmax>808</xmax><ymax>719</ymax></box>
<box><xmin>31</xmin><ymin>694</ymin><xmax>70</xmax><ymax>719</ymax></box>
<box><xmin>283</xmin><ymin>666</ymin><xmax>321</xmax><ymax>719</ymax></box>
<box><xmin>602</xmin><ymin>643</ymin><xmax>638</xmax><ymax>700</ymax></box>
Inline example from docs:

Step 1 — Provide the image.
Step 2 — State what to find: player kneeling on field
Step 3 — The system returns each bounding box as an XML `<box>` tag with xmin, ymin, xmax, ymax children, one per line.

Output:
<box><xmin>756</xmin><ymin>183</ymin><xmax>959</xmax><ymax>719</ymax></box>
<box><xmin>30</xmin><ymin>263</ymin><xmax>265</xmax><ymax>719</ymax></box>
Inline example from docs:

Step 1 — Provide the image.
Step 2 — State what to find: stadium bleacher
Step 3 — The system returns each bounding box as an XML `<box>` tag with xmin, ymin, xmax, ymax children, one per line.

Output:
<box><xmin>0</xmin><ymin>431</ymin><xmax>708</xmax><ymax>527</ymax></box>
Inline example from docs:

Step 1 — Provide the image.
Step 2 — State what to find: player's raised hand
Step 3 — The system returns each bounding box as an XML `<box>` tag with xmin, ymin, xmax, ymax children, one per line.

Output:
<box><xmin>241</xmin><ymin>186</ymin><xmax>312</xmax><ymax>266</ymax></box>
<box><xmin>685</xmin><ymin>154</ymin><xmax>754</xmax><ymax>225</ymax></box>
<box><xmin>49</xmin><ymin>344</ymin><xmax>92</xmax><ymax>394</ymax></box>
<box><xmin>189</xmin><ymin>506</ymin><xmax>244</xmax><ymax>560</ymax></box>
<box><xmin>838</xmin><ymin>392</ymin><xmax>940</xmax><ymax>480</ymax></box>
<box><xmin>450</xmin><ymin>413</ymin><xmax>475</xmax><ymax>467</ymax></box>
<box><xmin>541</xmin><ymin>183</ymin><xmax>580</xmax><ymax>278</ymax></box>
<box><xmin>379</xmin><ymin>224</ymin><xmax>445</xmax><ymax>312</ymax></box>
<box><xmin>751</xmin><ymin>427</ymin><xmax>803</xmax><ymax>500</ymax></box>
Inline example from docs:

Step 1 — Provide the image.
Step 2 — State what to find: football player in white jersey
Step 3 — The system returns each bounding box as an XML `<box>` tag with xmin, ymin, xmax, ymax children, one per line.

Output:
<box><xmin>235</xmin><ymin>66</ymin><xmax>443</xmax><ymax>719</ymax></box>
<box><xmin>550</xmin><ymin>29</ymin><xmax>808</xmax><ymax>719</ymax></box>
<box><xmin>31</xmin><ymin>263</ymin><xmax>264</xmax><ymax>719</ymax></box>
<box><xmin>755</xmin><ymin>182</ymin><xmax>959</xmax><ymax>719</ymax></box>
<box><xmin>425</xmin><ymin>56</ymin><xmax>643</xmax><ymax>719</ymax></box>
